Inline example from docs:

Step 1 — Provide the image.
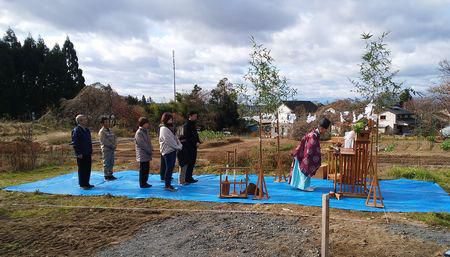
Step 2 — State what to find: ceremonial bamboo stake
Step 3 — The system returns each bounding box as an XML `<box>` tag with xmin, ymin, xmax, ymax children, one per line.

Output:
<box><xmin>254</xmin><ymin>113</ymin><xmax>269</xmax><ymax>199</ymax></box>
<box><xmin>274</xmin><ymin>112</ymin><xmax>286</xmax><ymax>182</ymax></box>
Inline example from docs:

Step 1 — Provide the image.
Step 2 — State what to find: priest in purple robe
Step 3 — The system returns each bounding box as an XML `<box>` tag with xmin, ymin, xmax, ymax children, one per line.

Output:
<box><xmin>290</xmin><ymin>118</ymin><xmax>331</xmax><ymax>191</ymax></box>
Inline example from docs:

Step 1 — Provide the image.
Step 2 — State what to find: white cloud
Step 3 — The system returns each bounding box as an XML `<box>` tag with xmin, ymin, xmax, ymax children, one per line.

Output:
<box><xmin>1</xmin><ymin>0</ymin><xmax>449</xmax><ymax>102</ymax></box>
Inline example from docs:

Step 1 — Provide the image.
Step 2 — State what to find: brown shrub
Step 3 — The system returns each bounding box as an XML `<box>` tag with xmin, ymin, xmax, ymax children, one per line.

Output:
<box><xmin>0</xmin><ymin>141</ymin><xmax>41</xmax><ymax>171</ymax></box>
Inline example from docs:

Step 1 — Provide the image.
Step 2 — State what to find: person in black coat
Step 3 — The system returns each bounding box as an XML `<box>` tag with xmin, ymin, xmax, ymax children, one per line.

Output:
<box><xmin>178</xmin><ymin>111</ymin><xmax>202</xmax><ymax>183</ymax></box>
<box><xmin>71</xmin><ymin>114</ymin><xmax>94</xmax><ymax>189</ymax></box>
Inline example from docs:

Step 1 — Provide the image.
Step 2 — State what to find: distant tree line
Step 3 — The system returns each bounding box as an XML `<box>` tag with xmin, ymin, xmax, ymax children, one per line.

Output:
<box><xmin>137</xmin><ymin>78</ymin><xmax>244</xmax><ymax>132</ymax></box>
<box><xmin>0</xmin><ymin>28</ymin><xmax>85</xmax><ymax>119</ymax></box>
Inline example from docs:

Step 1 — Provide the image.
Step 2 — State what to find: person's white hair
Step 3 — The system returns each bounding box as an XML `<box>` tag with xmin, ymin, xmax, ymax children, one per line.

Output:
<box><xmin>75</xmin><ymin>114</ymin><xmax>85</xmax><ymax>124</ymax></box>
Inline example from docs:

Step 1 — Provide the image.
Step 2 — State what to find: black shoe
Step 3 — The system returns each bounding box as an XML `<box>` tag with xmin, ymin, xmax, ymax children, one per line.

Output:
<box><xmin>164</xmin><ymin>185</ymin><xmax>178</xmax><ymax>192</ymax></box>
<box><xmin>140</xmin><ymin>184</ymin><xmax>152</xmax><ymax>188</ymax></box>
<box><xmin>105</xmin><ymin>175</ymin><xmax>117</xmax><ymax>181</ymax></box>
<box><xmin>80</xmin><ymin>184</ymin><xmax>94</xmax><ymax>190</ymax></box>
<box><xmin>186</xmin><ymin>178</ymin><xmax>198</xmax><ymax>183</ymax></box>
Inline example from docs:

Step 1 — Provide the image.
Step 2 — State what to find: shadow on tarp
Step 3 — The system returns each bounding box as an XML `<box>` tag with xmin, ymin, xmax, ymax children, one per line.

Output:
<box><xmin>4</xmin><ymin>170</ymin><xmax>450</xmax><ymax>213</ymax></box>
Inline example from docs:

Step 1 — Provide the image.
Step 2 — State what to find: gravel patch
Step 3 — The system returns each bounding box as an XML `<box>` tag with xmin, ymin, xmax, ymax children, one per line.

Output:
<box><xmin>385</xmin><ymin>223</ymin><xmax>450</xmax><ymax>246</ymax></box>
<box><xmin>97</xmin><ymin>212</ymin><xmax>320</xmax><ymax>257</ymax></box>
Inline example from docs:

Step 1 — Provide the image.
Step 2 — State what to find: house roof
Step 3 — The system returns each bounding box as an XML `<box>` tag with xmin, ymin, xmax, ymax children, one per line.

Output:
<box><xmin>383</xmin><ymin>106</ymin><xmax>413</xmax><ymax>115</ymax></box>
<box><xmin>282</xmin><ymin>101</ymin><xmax>318</xmax><ymax>113</ymax></box>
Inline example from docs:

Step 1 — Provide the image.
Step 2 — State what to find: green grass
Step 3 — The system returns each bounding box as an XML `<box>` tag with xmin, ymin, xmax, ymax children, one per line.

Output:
<box><xmin>441</xmin><ymin>139</ymin><xmax>450</xmax><ymax>151</ymax></box>
<box><xmin>387</xmin><ymin>166</ymin><xmax>450</xmax><ymax>228</ymax></box>
<box><xmin>279</xmin><ymin>143</ymin><xmax>295</xmax><ymax>152</ymax></box>
<box><xmin>387</xmin><ymin>166</ymin><xmax>450</xmax><ymax>193</ymax></box>
<box><xmin>199</xmin><ymin>130</ymin><xmax>228</xmax><ymax>141</ymax></box>
<box><xmin>406</xmin><ymin>212</ymin><xmax>450</xmax><ymax>228</ymax></box>
<box><xmin>0</xmin><ymin>165</ymin><xmax>76</xmax><ymax>188</ymax></box>
<box><xmin>384</xmin><ymin>143</ymin><xmax>396</xmax><ymax>152</ymax></box>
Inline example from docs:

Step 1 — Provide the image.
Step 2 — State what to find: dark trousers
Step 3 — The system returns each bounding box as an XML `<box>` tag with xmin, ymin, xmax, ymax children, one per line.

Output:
<box><xmin>159</xmin><ymin>155</ymin><xmax>166</xmax><ymax>181</ymax></box>
<box><xmin>139</xmin><ymin>161</ymin><xmax>150</xmax><ymax>187</ymax></box>
<box><xmin>77</xmin><ymin>155</ymin><xmax>92</xmax><ymax>187</ymax></box>
<box><xmin>162</xmin><ymin>151</ymin><xmax>176</xmax><ymax>187</ymax></box>
<box><xmin>186</xmin><ymin>148</ymin><xmax>197</xmax><ymax>181</ymax></box>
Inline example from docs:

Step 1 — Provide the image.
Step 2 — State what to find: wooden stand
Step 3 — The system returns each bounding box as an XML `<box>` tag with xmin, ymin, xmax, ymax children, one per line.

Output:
<box><xmin>226</xmin><ymin>149</ymin><xmax>237</xmax><ymax>168</ymax></box>
<box><xmin>219</xmin><ymin>167</ymin><xmax>249</xmax><ymax>198</ymax></box>
<box><xmin>329</xmin><ymin>121</ymin><xmax>384</xmax><ymax>206</ymax></box>
<box><xmin>365</xmin><ymin>174</ymin><xmax>384</xmax><ymax>208</ymax></box>
<box><xmin>365</xmin><ymin>119</ymin><xmax>384</xmax><ymax>208</ymax></box>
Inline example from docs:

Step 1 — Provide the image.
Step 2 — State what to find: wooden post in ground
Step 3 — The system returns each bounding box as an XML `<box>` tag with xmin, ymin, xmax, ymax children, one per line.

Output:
<box><xmin>254</xmin><ymin>113</ymin><xmax>269</xmax><ymax>199</ymax></box>
<box><xmin>322</xmin><ymin>193</ymin><xmax>330</xmax><ymax>257</ymax></box>
<box><xmin>274</xmin><ymin>112</ymin><xmax>286</xmax><ymax>182</ymax></box>
<box><xmin>366</xmin><ymin>118</ymin><xmax>384</xmax><ymax>208</ymax></box>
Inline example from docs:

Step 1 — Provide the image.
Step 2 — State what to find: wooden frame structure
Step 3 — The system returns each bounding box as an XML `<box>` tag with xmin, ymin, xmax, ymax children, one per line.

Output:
<box><xmin>219</xmin><ymin>167</ymin><xmax>249</xmax><ymax>198</ymax></box>
<box><xmin>335</xmin><ymin>134</ymin><xmax>371</xmax><ymax>198</ymax></box>
<box><xmin>328</xmin><ymin>124</ymin><xmax>384</xmax><ymax>207</ymax></box>
<box><xmin>219</xmin><ymin>149</ymin><xmax>250</xmax><ymax>198</ymax></box>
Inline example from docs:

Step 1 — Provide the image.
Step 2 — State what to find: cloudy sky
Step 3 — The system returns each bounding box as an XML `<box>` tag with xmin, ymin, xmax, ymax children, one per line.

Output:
<box><xmin>1</xmin><ymin>0</ymin><xmax>449</xmax><ymax>102</ymax></box>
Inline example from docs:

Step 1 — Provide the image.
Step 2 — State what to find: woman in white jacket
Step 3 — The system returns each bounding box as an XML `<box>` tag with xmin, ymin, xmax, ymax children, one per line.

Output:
<box><xmin>159</xmin><ymin>112</ymin><xmax>182</xmax><ymax>191</ymax></box>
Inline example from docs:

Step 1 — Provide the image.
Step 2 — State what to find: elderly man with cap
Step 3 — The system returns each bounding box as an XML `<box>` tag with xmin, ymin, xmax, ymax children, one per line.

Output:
<box><xmin>290</xmin><ymin>117</ymin><xmax>331</xmax><ymax>191</ymax></box>
<box><xmin>71</xmin><ymin>114</ymin><xmax>94</xmax><ymax>189</ymax></box>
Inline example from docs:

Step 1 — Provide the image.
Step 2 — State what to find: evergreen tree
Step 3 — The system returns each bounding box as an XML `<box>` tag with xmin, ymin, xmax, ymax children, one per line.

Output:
<box><xmin>141</xmin><ymin>95</ymin><xmax>147</xmax><ymax>105</ymax></box>
<box><xmin>209</xmin><ymin>78</ymin><xmax>240</xmax><ymax>131</ymax></box>
<box><xmin>22</xmin><ymin>34</ymin><xmax>40</xmax><ymax>117</ymax></box>
<box><xmin>1</xmin><ymin>28</ymin><xmax>22</xmax><ymax>117</ymax></box>
<box><xmin>62</xmin><ymin>36</ymin><xmax>85</xmax><ymax>98</ymax></box>
<box><xmin>0</xmin><ymin>29</ymin><xmax>85</xmax><ymax>119</ymax></box>
<box><xmin>125</xmin><ymin>95</ymin><xmax>139</xmax><ymax>105</ymax></box>
<box><xmin>36</xmin><ymin>36</ymin><xmax>50</xmax><ymax>116</ymax></box>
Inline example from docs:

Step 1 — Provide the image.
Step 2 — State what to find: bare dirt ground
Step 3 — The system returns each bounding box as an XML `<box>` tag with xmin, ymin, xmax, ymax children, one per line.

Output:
<box><xmin>1</xmin><ymin>201</ymin><xmax>448</xmax><ymax>257</ymax></box>
<box><xmin>0</xmin><ymin>206</ymin><xmax>168</xmax><ymax>257</ymax></box>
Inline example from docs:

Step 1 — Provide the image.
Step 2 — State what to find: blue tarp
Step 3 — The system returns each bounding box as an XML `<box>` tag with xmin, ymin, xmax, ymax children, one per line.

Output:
<box><xmin>4</xmin><ymin>170</ymin><xmax>450</xmax><ymax>213</ymax></box>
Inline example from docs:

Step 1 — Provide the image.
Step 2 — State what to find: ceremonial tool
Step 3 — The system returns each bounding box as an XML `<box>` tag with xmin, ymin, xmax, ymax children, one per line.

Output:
<box><xmin>219</xmin><ymin>149</ymin><xmax>249</xmax><ymax>198</ymax></box>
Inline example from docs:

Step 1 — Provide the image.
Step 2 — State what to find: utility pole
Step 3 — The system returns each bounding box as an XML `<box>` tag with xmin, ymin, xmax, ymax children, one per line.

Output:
<box><xmin>172</xmin><ymin>50</ymin><xmax>177</xmax><ymax>129</ymax></box>
<box><xmin>173</xmin><ymin>50</ymin><xmax>176</xmax><ymax>103</ymax></box>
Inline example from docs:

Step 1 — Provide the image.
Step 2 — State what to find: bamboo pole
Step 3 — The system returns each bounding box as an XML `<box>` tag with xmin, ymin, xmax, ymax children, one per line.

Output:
<box><xmin>274</xmin><ymin>112</ymin><xmax>286</xmax><ymax>182</ymax></box>
<box><xmin>254</xmin><ymin>113</ymin><xmax>269</xmax><ymax>199</ymax></box>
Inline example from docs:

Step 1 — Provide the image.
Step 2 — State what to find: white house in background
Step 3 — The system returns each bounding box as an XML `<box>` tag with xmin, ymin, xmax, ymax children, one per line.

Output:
<box><xmin>378</xmin><ymin>106</ymin><xmax>416</xmax><ymax>135</ymax></box>
<box><xmin>324</xmin><ymin>107</ymin><xmax>336</xmax><ymax>114</ymax></box>
<box><xmin>274</xmin><ymin>101</ymin><xmax>318</xmax><ymax>137</ymax></box>
<box><xmin>243</xmin><ymin>100</ymin><xmax>319</xmax><ymax>137</ymax></box>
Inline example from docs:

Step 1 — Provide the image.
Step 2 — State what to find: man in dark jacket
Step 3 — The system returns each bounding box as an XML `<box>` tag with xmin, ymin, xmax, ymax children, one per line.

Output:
<box><xmin>178</xmin><ymin>111</ymin><xmax>201</xmax><ymax>183</ymax></box>
<box><xmin>72</xmin><ymin>114</ymin><xmax>94</xmax><ymax>189</ymax></box>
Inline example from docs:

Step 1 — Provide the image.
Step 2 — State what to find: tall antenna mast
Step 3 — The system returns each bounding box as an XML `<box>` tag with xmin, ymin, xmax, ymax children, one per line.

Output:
<box><xmin>172</xmin><ymin>50</ymin><xmax>176</xmax><ymax>103</ymax></box>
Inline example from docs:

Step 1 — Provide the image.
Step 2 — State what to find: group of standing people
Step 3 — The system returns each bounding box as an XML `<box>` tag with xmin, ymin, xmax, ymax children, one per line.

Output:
<box><xmin>72</xmin><ymin>111</ymin><xmax>331</xmax><ymax>194</ymax></box>
<box><xmin>71</xmin><ymin>111</ymin><xmax>201</xmax><ymax>192</ymax></box>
